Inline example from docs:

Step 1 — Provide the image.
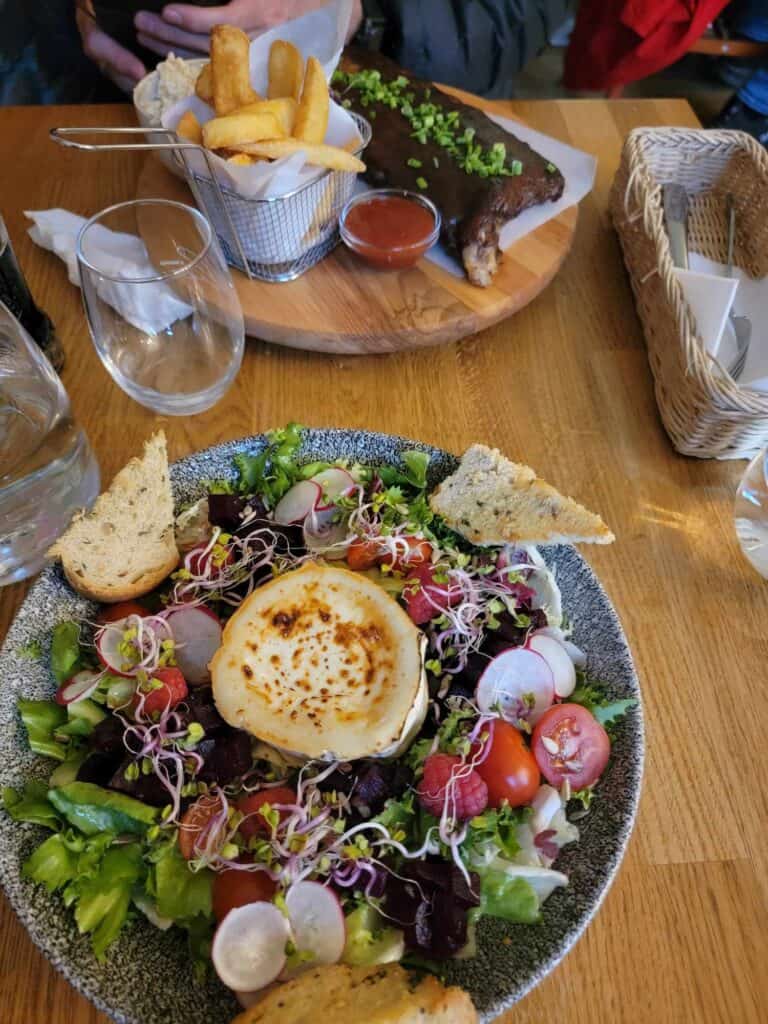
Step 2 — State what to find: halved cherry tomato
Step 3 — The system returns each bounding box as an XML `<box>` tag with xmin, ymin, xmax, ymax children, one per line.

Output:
<box><xmin>178</xmin><ymin>793</ymin><xmax>224</xmax><ymax>861</ymax></box>
<box><xmin>346</xmin><ymin>538</ymin><xmax>383</xmax><ymax>571</ymax></box>
<box><xmin>472</xmin><ymin>719</ymin><xmax>540</xmax><ymax>808</ymax></box>
<box><xmin>532</xmin><ymin>703</ymin><xmax>610</xmax><ymax>791</ymax></box>
<box><xmin>187</xmin><ymin>541</ymin><xmax>233</xmax><ymax>578</ymax></box>
<box><xmin>97</xmin><ymin>601</ymin><xmax>148</xmax><ymax>624</ymax></box>
<box><xmin>236</xmin><ymin>786</ymin><xmax>298</xmax><ymax>840</ymax></box>
<box><xmin>383</xmin><ymin>536</ymin><xmax>433</xmax><ymax>572</ymax></box>
<box><xmin>212</xmin><ymin>865</ymin><xmax>277</xmax><ymax>923</ymax></box>
<box><xmin>132</xmin><ymin>667</ymin><xmax>188</xmax><ymax>717</ymax></box>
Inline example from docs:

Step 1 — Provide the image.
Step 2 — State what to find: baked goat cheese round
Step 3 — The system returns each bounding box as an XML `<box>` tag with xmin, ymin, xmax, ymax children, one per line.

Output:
<box><xmin>210</xmin><ymin>564</ymin><xmax>427</xmax><ymax>761</ymax></box>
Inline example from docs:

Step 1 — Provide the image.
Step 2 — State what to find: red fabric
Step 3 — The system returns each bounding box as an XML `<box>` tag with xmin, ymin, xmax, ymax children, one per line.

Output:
<box><xmin>563</xmin><ymin>0</ymin><xmax>730</xmax><ymax>91</ymax></box>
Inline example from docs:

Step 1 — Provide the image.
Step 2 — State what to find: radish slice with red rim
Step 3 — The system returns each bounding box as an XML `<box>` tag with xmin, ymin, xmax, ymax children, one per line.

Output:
<box><xmin>211</xmin><ymin>902</ymin><xmax>289</xmax><ymax>992</ymax></box>
<box><xmin>273</xmin><ymin>481</ymin><xmax>322</xmax><ymax>525</ymax></box>
<box><xmin>534</xmin><ymin>626</ymin><xmax>586</xmax><ymax>668</ymax></box>
<box><xmin>527</xmin><ymin>634</ymin><xmax>577</xmax><ymax>698</ymax></box>
<box><xmin>476</xmin><ymin>647</ymin><xmax>554</xmax><ymax>728</ymax></box>
<box><xmin>54</xmin><ymin>670</ymin><xmax>102</xmax><ymax>706</ymax></box>
<box><xmin>311</xmin><ymin>467</ymin><xmax>355</xmax><ymax>509</ymax></box>
<box><xmin>165</xmin><ymin>605</ymin><xmax>222</xmax><ymax>685</ymax></box>
<box><xmin>95</xmin><ymin>617</ymin><xmax>140</xmax><ymax>677</ymax></box>
<box><xmin>283</xmin><ymin>881</ymin><xmax>345</xmax><ymax>972</ymax></box>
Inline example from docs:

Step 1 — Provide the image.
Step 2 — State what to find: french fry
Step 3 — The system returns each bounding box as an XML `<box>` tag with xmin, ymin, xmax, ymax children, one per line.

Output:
<box><xmin>340</xmin><ymin>134</ymin><xmax>362</xmax><ymax>153</ymax></box>
<box><xmin>236</xmin><ymin>138</ymin><xmax>365</xmax><ymax>173</ymax></box>
<box><xmin>211</xmin><ymin>25</ymin><xmax>259</xmax><ymax>116</ymax></box>
<box><xmin>195</xmin><ymin>62</ymin><xmax>213</xmax><ymax>103</ymax></box>
<box><xmin>233</xmin><ymin>98</ymin><xmax>297</xmax><ymax>137</ymax></box>
<box><xmin>203</xmin><ymin>111</ymin><xmax>284</xmax><ymax>150</ymax></box>
<box><xmin>227</xmin><ymin>153</ymin><xmax>256</xmax><ymax>166</ymax></box>
<box><xmin>176</xmin><ymin>110</ymin><xmax>203</xmax><ymax>145</ymax></box>
<box><xmin>293</xmin><ymin>57</ymin><xmax>329</xmax><ymax>145</ymax></box>
<box><xmin>267</xmin><ymin>40</ymin><xmax>304</xmax><ymax>101</ymax></box>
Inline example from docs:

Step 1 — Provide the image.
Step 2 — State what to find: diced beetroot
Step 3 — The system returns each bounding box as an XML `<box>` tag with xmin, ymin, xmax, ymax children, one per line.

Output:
<box><xmin>403</xmin><ymin>564</ymin><xmax>460</xmax><ymax>625</ymax></box>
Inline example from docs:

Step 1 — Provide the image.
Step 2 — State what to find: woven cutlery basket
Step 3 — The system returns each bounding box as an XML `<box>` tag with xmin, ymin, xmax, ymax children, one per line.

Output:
<box><xmin>610</xmin><ymin>128</ymin><xmax>768</xmax><ymax>460</ymax></box>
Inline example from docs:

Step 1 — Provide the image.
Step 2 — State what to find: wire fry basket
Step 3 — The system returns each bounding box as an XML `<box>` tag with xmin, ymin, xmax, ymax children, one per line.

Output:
<box><xmin>51</xmin><ymin>114</ymin><xmax>371</xmax><ymax>283</ymax></box>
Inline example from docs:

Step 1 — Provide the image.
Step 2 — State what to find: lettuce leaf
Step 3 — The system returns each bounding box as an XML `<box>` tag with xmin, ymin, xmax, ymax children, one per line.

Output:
<box><xmin>232</xmin><ymin>423</ymin><xmax>305</xmax><ymax>505</ymax></box>
<box><xmin>2</xmin><ymin>781</ymin><xmax>61</xmax><ymax>829</ymax></box>
<box><xmin>73</xmin><ymin>844</ymin><xmax>144</xmax><ymax>959</ymax></box>
<box><xmin>18</xmin><ymin>699</ymin><xmax>69</xmax><ymax>761</ymax></box>
<box><xmin>51</xmin><ymin>621</ymin><xmax>84</xmax><ymax>683</ymax></box>
<box><xmin>23</xmin><ymin>832</ymin><xmax>78</xmax><ymax>891</ymax></box>
<box><xmin>48</xmin><ymin>782</ymin><xmax>157</xmax><ymax>836</ymax></box>
<box><xmin>478</xmin><ymin>869</ymin><xmax>540</xmax><ymax>924</ymax></box>
<box><xmin>150</xmin><ymin>840</ymin><xmax>212</xmax><ymax>922</ymax></box>
<box><xmin>570</xmin><ymin>682</ymin><xmax>637</xmax><ymax>728</ymax></box>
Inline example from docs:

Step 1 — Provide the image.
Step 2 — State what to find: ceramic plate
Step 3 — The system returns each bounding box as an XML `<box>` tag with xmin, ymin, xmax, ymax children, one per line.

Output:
<box><xmin>0</xmin><ymin>430</ymin><xmax>643</xmax><ymax>1023</ymax></box>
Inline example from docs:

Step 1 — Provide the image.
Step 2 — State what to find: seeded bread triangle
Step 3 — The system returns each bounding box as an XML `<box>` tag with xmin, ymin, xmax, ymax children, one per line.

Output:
<box><xmin>429</xmin><ymin>443</ymin><xmax>614</xmax><ymax>546</ymax></box>
<box><xmin>47</xmin><ymin>431</ymin><xmax>179</xmax><ymax>602</ymax></box>
<box><xmin>232</xmin><ymin>963</ymin><xmax>478</xmax><ymax>1024</ymax></box>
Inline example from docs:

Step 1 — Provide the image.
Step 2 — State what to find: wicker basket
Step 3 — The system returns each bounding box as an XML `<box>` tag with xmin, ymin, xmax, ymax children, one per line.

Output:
<box><xmin>610</xmin><ymin>128</ymin><xmax>768</xmax><ymax>460</ymax></box>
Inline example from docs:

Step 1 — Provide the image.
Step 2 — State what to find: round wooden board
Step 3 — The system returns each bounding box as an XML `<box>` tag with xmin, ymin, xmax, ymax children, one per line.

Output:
<box><xmin>137</xmin><ymin>133</ymin><xmax>577</xmax><ymax>355</ymax></box>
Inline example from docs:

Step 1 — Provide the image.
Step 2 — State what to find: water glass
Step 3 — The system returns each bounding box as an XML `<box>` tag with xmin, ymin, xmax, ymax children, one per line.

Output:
<box><xmin>0</xmin><ymin>301</ymin><xmax>100</xmax><ymax>585</ymax></box>
<box><xmin>77</xmin><ymin>199</ymin><xmax>244</xmax><ymax>416</ymax></box>
<box><xmin>734</xmin><ymin>447</ymin><xmax>768</xmax><ymax>578</ymax></box>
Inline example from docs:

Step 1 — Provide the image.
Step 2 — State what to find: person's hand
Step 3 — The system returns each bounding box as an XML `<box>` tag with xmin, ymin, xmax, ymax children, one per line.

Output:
<box><xmin>133</xmin><ymin>0</ymin><xmax>363</xmax><ymax>60</ymax></box>
<box><xmin>75</xmin><ymin>0</ymin><xmax>147</xmax><ymax>93</ymax></box>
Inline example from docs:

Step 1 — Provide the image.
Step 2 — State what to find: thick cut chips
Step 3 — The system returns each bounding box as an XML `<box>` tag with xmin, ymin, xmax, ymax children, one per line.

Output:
<box><xmin>294</xmin><ymin>56</ymin><xmax>329</xmax><ymax>145</ymax></box>
<box><xmin>203</xmin><ymin>112</ymin><xmax>283</xmax><ymax>150</ymax></box>
<box><xmin>233</xmin><ymin>98</ymin><xmax>297</xmax><ymax>137</ymax></box>
<box><xmin>211</xmin><ymin>25</ymin><xmax>259</xmax><ymax>116</ymax></box>
<box><xmin>176</xmin><ymin>110</ymin><xmax>202</xmax><ymax>144</ymax></box>
<box><xmin>195</xmin><ymin>62</ymin><xmax>212</xmax><ymax>103</ymax></box>
<box><xmin>236</xmin><ymin>138</ymin><xmax>365</xmax><ymax>173</ymax></box>
<box><xmin>267</xmin><ymin>40</ymin><xmax>304</xmax><ymax>101</ymax></box>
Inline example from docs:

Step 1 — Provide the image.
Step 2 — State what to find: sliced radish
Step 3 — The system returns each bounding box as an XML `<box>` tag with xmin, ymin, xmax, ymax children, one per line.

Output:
<box><xmin>530</xmin><ymin>784</ymin><xmax>563</xmax><ymax>836</ymax></box>
<box><xmin>527</xmin><ymin>634</ymin><xmax>576</xmax><ymax>698</ymax></box>
<box><xmin>96</xmin><ymin>617</ymin><xmax>140</xmax><ymax>677</ymax></box>
<box><xmin>304</xmin><ymin>521</ymin><xmax>350</xmax><ymax>560</ymax></box>
<box><xmin>311</xmin><ymin>467</ymin><xmax>355</xmax><ymax>509</ymax></box>
<box><xmin>106</xmin><ymin>676</ymin><xmax>137</xmax><ymax>710</ymax></box>
<box><xmin>165</xmin><ymin>605</ymin><xmax>222</xmax><ymax>684</ymax></box>
<box><xmin>283</xmin><ymin>881</ymin><xmax>345</xmax><ymax>973</ymax></box>
<box><xmin>273</xmin><ymin>481</ymin><xmax>322</xmax><ymax>525</ymax></box>
<box><xmin>476</xmin><ymin>647</ymin><xmax>554</xmax><ymax>727</ymax></box>
<box><xmin>211</xmin><ymin>902</ymin><xmax>289</xmax><ymax>992</ymax></box>
<box><xmin>54</xmin><ymin>670</ymin><xmax>102</xmax><ymax>706</ymax></box>
<box><xmin>535</xmin><ymin>626</ymin><xmax>586</xmax><ymax>669</ymax></box>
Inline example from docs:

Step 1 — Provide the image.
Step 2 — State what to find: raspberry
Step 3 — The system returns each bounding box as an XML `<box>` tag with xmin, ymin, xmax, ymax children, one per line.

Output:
<box><xmin>417</xmin><ymin>753</ymin><xmax>488</xmax><ymax>820</ymax></box>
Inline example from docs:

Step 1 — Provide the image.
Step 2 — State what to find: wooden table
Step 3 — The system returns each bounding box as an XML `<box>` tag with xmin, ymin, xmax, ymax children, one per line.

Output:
<box><xmin>1</xmin><ymin>98</ymin><xmax>765</xmax><ymax>1024</ymax></box>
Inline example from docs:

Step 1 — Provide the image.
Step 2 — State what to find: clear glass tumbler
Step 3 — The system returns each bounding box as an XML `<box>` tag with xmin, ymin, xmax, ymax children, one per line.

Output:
<box><xmin>77</xmin><ymin>199</ymin><xmax>244</xmax><ymax>416</ymax></box>
<box><xmin>0</xmin><ymin>301</ymin><xmax>99</xmax><ymax>585</ymax></box>
<box><xmin>734</xmin><ymin>447</ymin><xmax>768</xmax><ymax>578</ymax></box>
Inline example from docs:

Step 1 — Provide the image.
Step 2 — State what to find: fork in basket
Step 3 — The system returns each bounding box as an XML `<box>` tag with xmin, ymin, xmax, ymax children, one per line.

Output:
<box><xmin>725</xmin><ymin>193</ymin><xmax>751</xmax><ymax>382</ymax></box>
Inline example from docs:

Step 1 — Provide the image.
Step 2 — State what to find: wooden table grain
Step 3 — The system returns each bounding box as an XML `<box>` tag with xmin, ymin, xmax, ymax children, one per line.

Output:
<box><xmin>0</xmin><ymin>99</ymin><xmax>765</xmax><ymax>1024</ymax></box>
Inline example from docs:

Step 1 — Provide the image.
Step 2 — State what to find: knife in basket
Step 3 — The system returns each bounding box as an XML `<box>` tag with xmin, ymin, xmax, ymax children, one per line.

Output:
<box><xmin>663</xmin><ymin>184</ymin><xmax>689</xmax><ymax>269</ymax></box>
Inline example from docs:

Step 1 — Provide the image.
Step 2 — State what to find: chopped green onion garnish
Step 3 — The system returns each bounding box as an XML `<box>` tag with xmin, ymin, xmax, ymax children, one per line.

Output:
<box><xmin>416</xmin><ymin>176</ymin><xmax>428</xmax><ymax>189</ymax></box>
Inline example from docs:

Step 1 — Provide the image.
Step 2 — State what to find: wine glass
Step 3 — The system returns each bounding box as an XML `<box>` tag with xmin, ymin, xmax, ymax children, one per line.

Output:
<box><xmin>77</xmin><ymin>199</ymin><xmax>244</xmax><ymax>416</ymax></box>
<box><xmin>734</xmin><ymin>447</ymin><xmax>768</xmax><ymax>578</ymax></box>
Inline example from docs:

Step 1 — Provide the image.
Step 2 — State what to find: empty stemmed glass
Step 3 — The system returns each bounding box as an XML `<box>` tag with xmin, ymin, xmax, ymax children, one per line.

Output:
<box><xmin>77</xmin><ymin>199</ymin><xmax>244</xmax><ymax>416</ymax></box>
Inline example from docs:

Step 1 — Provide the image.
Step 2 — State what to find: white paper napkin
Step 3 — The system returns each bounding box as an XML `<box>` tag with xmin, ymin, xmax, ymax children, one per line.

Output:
<box><xmin>423</xmin><ymin>115</ymin><xmax>597</xmax><ymax>277</ymax></box>
<box><xmin>25</xmin><ymin>208</ymin><xmax>194</xmax><ymax>335</ymax></box>
<box><xmin>688</xmin><ymin>252</ymin><xmax>768</xmax><ymax>392</ymax></box>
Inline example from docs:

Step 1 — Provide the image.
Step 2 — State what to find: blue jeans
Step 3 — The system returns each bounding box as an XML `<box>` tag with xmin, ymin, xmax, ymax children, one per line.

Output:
<box><xmin>733</xmin><ymin>0</ymin><xmax>768</xmax><ymax>115</ymax></box>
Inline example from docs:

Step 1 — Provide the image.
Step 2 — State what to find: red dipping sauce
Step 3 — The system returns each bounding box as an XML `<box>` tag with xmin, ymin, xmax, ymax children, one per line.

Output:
<box><xmin>340</xmin><ymin>189</ymin><xmax>441</xmax><ymax>269</ymax></box>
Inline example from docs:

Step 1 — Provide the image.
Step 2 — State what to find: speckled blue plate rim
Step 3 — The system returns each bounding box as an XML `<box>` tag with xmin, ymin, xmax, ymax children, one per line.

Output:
<box><xmin>0</xmin><ymin>429</ymin><xmax>644</xmax><ymax>1024</ymax></box>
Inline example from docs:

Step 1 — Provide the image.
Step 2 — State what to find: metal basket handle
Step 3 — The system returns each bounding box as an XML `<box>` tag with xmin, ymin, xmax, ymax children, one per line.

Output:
<box><xmin>50</xmin><ymin>126</ymin><xmax>253</xmax><ymax>279</ymax></box>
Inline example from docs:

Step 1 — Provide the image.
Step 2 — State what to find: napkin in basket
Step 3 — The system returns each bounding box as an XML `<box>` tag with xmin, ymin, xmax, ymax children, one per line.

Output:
<box><xmin>26</xmin><ymin>208</ymin><xmax>193</xmax><ymax>335</ymax></box>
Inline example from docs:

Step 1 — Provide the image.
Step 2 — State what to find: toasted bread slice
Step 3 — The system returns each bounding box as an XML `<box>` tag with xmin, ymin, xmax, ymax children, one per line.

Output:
<box><xmin>47</xmin><ymin>432</ymin><xmax>179</xmax><ymax>602</ymax></box>
<box><xmin>429</xmin><ymin>443</ymin><xmax>614</xmax><ymax>546</ymax></box>
<box><xmin>233</xmin><ymin>963</ymin><xmax>477</xmax><ymax>1024</ymax></box>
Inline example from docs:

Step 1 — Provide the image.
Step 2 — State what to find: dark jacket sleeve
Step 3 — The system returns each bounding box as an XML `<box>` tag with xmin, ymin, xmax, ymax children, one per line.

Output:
<box><xmin>376</xmin><ymin>0</ymin><xmax>572</xmax><ymax>97</ymax></box>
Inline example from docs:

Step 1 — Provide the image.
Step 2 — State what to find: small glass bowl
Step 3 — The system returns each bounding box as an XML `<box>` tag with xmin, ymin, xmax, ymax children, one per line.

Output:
<box><xmin>339</xmin><ymin>188</ymin><xmax>441</xmax><ymax>270</ymax></box>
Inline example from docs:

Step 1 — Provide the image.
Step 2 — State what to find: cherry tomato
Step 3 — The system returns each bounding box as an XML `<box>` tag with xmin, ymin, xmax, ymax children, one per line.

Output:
<box><xmin>97</xmin><ymin>601</ymin><xmax>148</xmax><ymax>624</ymax></box>
<box><xmin>212</xmin><ymin>866</ymin><xmax>277</xmax><ymax>923</ymax></box>
<box><xmin>472</xmin><ymin>720</ymin><xmax>540</xmax><ymax>808</ymax></box>
<box><xmin>346</xmin><ymin>538</ymin><xmax>383</xmax><ymax>571</ymax></box>
<box><xmin>187</xmin><ymin>541</ymin><xmax>233</xmax><ymax>578</ymax></box>
<box><xmin>383</xmin><ymin>536</ymin><xmax>433</xmax><ymax>572</ymax></box>
<box><xmin>532</xmin><ymin>703</ymin><xmax>610</xmax><ymax>791</ymax></box>
<box><xmin>133</xmin><ymin>667</ymin><xmax>188</xmax><ymax>717</ymax></box>
<box><xmin>178</xmin><ymin>793</ymin><xmax>224</xmax><ymax>861</ymax></box>
<box><xmin>236</xmin><ymin>787</ymin><xmax>297</xmax><ymax>840</ymax></box>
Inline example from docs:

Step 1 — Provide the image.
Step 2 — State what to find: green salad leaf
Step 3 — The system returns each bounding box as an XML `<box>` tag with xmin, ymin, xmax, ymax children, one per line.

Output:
<box><xmin>231</xmin><ymin>422</ymin><xmax>306</xmax><ymax>505</ymax></box>
<box><xmin>2</xmin><ymin>781</ymin><xmax>61</xmax><ymax>829</ymax></box>
<box><xmin>18</xmin><ymin>699</ymin><xmax>69</xmax><ymax>761</ymax></box>
<box><xmin>23</xmin><ymin>832</ymin><xmax>79</xmax><ymax>891</ymax></box>
<box><xmin>149</xmin><ymin>840</ymin><xmax>213</xmax><ymax>922</ymax></box>
<box><xmin>51</xmin><ymin>621</ymin><xmax>84</xmax><ymax>683</ymax></box>
<box><xmin>570</xmin><ymin>681</ymin><xmax>637</xmax><ymax>728</ymax></box>
<box><xmin>48</xmin><ymin>782</ymin><xmax>157</xmax><ymax>836</ymax></box>
<box><xmin>464</xmin><ymin>804</ymin><xmax>530</xmax><ymax>862</ymax></box>
<box><xmin>73</xmin><ymin>844</ymin><xmax>144</xmax><ymax>959</ymax></box>
<box><xmin>477</xmin><ymin>869</ymin><xmax>540</xmax><ymax>924</ymax></box>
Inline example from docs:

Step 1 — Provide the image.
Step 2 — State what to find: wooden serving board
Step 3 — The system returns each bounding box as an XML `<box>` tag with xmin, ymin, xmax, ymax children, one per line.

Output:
<box><xmin>136</xmin><ymin>89</ymin><xmax>577</xmax><ymax>355</ymax></box>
